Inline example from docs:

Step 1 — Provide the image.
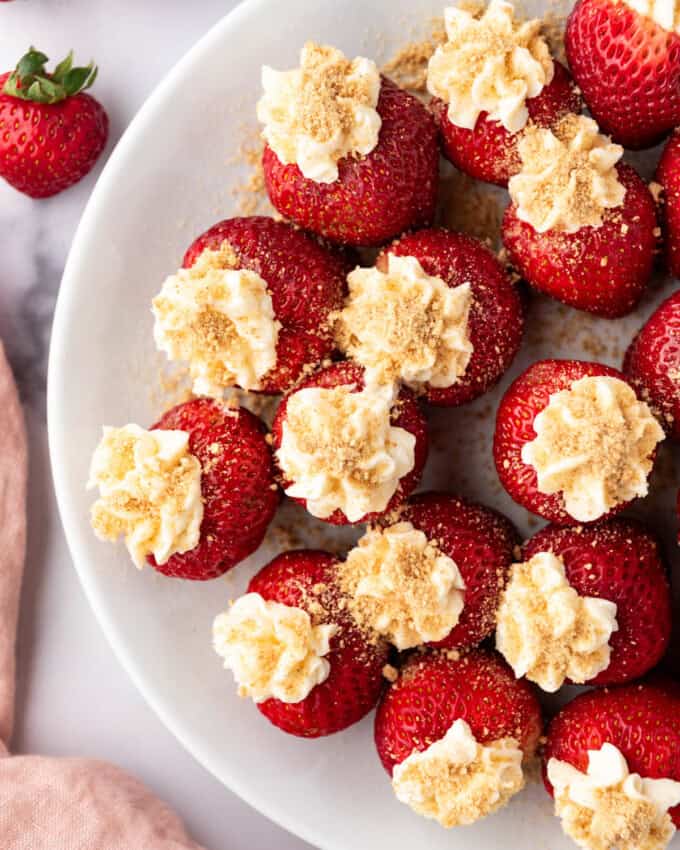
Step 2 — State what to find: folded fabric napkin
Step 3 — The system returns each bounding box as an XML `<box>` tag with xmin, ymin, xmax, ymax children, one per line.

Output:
<box><xmin>0</xmin><ymin>342</ymin><xmax>206</xmax><ymax>850</ymax></box>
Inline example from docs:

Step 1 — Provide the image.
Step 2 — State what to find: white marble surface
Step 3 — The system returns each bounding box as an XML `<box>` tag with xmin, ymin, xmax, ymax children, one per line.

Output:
<box><xmin>0</xmin><ymin>2</ymin><xmax>310</xmax><ymax>847</ymax></box>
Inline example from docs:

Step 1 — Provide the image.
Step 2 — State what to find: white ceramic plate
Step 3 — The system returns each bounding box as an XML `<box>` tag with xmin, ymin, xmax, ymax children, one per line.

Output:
<box><xmin>48</xmin><ymin>1</ymin><xmax>680</xmax><ymax>848</ymax></box>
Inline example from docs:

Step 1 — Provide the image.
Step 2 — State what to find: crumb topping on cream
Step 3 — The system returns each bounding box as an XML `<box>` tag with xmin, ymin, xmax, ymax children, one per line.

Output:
<box><xmin>548</xmin><ymin>744</ymin><xmax>680</xmax><ymax>850</ymax></box>
<box><xmin>427</xmin><ymin>0</ymin><xmax>553</xmax><ymax>133</ymax></box>
<box><xmin>392</xmin><ymin>718</ymin><xmax>525</xmax><ymax>827</ymax></box>
<box><xmin>334</xmin><ymin>255</ymin><xmax>473</xmax><ymax>389</ymax></box>
<box><xmin>152</xmin><ymin>244</ymin><xmax>280</xmax><ymax>396</ymax></box>
<box><xmin>508</xmin><ymin>114</ymin><xmax>625</xmax><ymax>233</ymax></box>
<box><xmin>257</xmin><ymin>42</ymin><xmax>382</xmax><ymax>183</ymax></box>
<box><xmin>277</xmin><ymin>383</ymin><xmax>415</xmax><ymax>522</ymax></box>
<box><xmin>339</xmin><ymin>521</ymin><xmax>465</xmax><ymax>649</ymax></box>
<box><xmin>521</xmin><ymin>375</ymin><xmax>664</xmax><ymax>522</ymax></box>
<box><xmin>88</xmin><ymin>424</ymin><xmax>203</xmax><ymax>568</ymax></box>
<box><xmin>621</xmin><ymin>0</ymin><xmax>680</xmax><ymax>33</ymax></box>
<box><xmin>213</xmin><ymin>592</ymin><xmax>337</xmax><ymax>704</ymax></box>
<box><xmin>496</xmin><ymin>551</ymin><xmax>618</xmax><ymax>692</ymax></box>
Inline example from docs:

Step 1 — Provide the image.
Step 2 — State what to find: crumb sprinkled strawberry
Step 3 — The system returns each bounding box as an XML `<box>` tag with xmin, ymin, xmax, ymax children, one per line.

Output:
<box><xmin>566</xmin><ymin>0</ymin><xmax>680</xmax><ymax>149</ymax></box>
<box><xmin>215</xmin><ymin>549</ymin><xmax>388</xmax><ymax>738</ymax></box>
<box><xmin>374</xmin><ymin>649</ymin><xmax>542</xmax><ymax>827</ymax></box>
<box><xmin>656</xmin><ymin>131</ymin><xmax>680</xmax><ymax>279</ymax></box>
<box><xmin>262</xmin><ymin>62</ymin><xmax>439</xmax><ymax>246</ymax></box>
<box><xmin>0</xmin><ymin>48</ymin><xmax>108</xmax><ymax>198</ymax></box>
<box><xmin>624</xmin><ymin>289</ymin><xmax>680</xmax><ymax>441</ymax></box>
<box><xmin>520</xmin><ymin>519</ymin><xmax>671</xmax><ymax>687</ymax></box>
<box><xmin>494</xmin><ymin>359</ymin><xmax>664</xmax><ymax>525</ymax></box>
<box><xmin>272</xmin><ymin>361</ymin><xmax>428</xmax><ymax>525</ymax></box>
<box><xmin>167</xmin><ymin>216</ymin><xmax>350</xmax><ymax>395</ymax></box>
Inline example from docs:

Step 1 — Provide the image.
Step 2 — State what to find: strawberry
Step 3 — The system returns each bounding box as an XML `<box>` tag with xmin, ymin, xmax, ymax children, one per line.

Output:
<box><xmin>0</xmin><ymin>48</ymin><xmax>108</xmax><ymax>198</ymax></box>
<box><xmin>656</xmin><ymin>131</ymin><xmax>680</xmax><ymax>279</ymax></box>
<box><xmin>543</xmin><ymin>682</ymin><xmax>680</xmax><ymax>832</ymax></box>
<box><xmin>521</xmin><ymin>519</ymin><xmax>671</xmax><ymax>686</ymax></box>
<box><xmin>624</xmin><ymin>289</ymin><xmax>680</xmax><ymax>441</ymax></box>
<box><xmin>565</xmin><ymin>0</ymin><xmax>680</xmax><ymax>149</ymax></box>
<box><xmin>245</xmin><ymin>550</ymin><xmax>388</xmax><ymax>737</ymax></box>
<box><xmin>150</xmin><ymin>397</ymin><xmax>279</xmax><ymax>580</ymax></box>
<box><xmin>271</xmin><ymin>361</ymin><xmax>429</xmax><ymax>525</ymax></box>
<box><xmin>180</xmin><ymin>216</ymin><xmax>350</xmax><ymax>395</ymax></box>
<box><xmin>374</xmin><ymin>649</ymin><xmax>542</xmax><ymax>826</ymax></box>
<box><xmin>378</xmin><ymin>228</ymin><xmax>524</xmax><ymax>406</ymax></box>
<box><xmin>431</xmin><ymin>61</ymin><xmax>581</xmax><ymax>188</ymax></box>
<box><xmin>262</xmin><ymin>77</ymin><xmax>439</xmax><ymax>246</ymax></box>
<box><xmin>494</xmin><ymin>359</ymin><xmax>663</xmax><ymax>525</ymax></box>
<box><xmin>398</xmin><ymin>491</ymin><xmax>519</xmax><ymax>650</ymax></box>
<box><xmin>502</xmin><ymin>163</ymin><xmax>658</xmax><ymax>318</ymax></box>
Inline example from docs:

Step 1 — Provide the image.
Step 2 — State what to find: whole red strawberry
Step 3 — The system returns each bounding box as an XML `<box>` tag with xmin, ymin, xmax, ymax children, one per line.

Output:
<box><xmin>246</xmin><ymin>550</ymin><xmax>388</xmax><ymax>737</ymax></box>
<box><xmin>494</xmin><ymin>359</ymin><xmax>663</xmax><ymax>525</ymax></box>
<box><xmin>544</xmin><ymin>683</ymin><xmax>680</xmax><ymax>834</ymax></box>
<box><xmin>376</xmin><ymin>228</ymin><xmax>524</xmax><ymax>406</ymax></box>
<box><xmin>399</xmin><ymin>492</ymin><xmax>519</xmax><ymax>650</ymax></box>
<box><xmin>521</xmin><ymin>519</ymin><xmax>671</xmax><ymax>686</ymax></box>
<box><xmin>262</xmin><ymin>77</ymin><xmax>438</xmax><ymax>247</ymax></box>
<box><xmin>374</xmin><ymin>649</ymin><xmax>542</xmax><ymax>827</ymax></box>
<box><xmin>150</xmin><ymin>397</ymin><xmax>279</xmax><ymax>580</ymax></box>
<box><xmin>431</xmin><ymin>61</ymin><xmax>582</xmax><ymax>187</ymax></box>
<box><xmin>180</xmin><ymin>216</ymin><xmax>350</xmax><ymax>395</ymax></box>
<box><xmin>0</xmin><ymin>48</ymin><xmax>108</xmax><ymax>197</ymax></box>
<box><xmin>272</xmin><ymin>361</ymin><xmax>429</xmax><ymax>525</ymax></box>
<box><xmin>656</xmin><ymin>131</ymin><xmax>680</xmax><ymax>278</ymax></box>
<box><xmin>502</xmin><ymin>163</ymin><xmax>658</xmax><ymax>318</ymax></box>
<box><xmin>624</xmin><ymin>289</ymin><xmax>680</xmax><ymax>441</ymax></box>
<box><xmin>566</xmin><ymin>0</ymin><xmax>680</xmax><ymax>149</ymax></box>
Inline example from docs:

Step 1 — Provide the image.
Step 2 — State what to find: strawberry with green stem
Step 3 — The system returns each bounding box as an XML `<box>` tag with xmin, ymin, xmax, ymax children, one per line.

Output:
<box><xmin>0</xmin><ymin>48</ymin><xmax>108</xmax><ymax>198</ymax></box>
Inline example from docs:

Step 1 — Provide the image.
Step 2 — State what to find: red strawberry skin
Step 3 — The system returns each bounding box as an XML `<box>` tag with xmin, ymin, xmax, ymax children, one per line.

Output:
<box><xmin>262</xmin><ymin>78</ymin><xmax>439</xmax><ymax>247</ymax></box>
<box><xmin>375</xmin><ymin>649</ymin><xmax>543</xmax><ymax>775</ymax></box>
<box><xmin>523</xmin><ymin>519</ymin><xmax>671</xmax><ymax>685</ymax></box>
<box><xmin>183</xmin><ymin>216</ymin><xmax>350</xmax><ymax>394</ymax></box>
<box><xmin>383</xmin><ymin>228</ymin><xmax>524</xmax><ymax>405</ymax></box>
<box><xmin>566</xmin><ymin>0</ymin><xmax>680</xmax><ymax>149</ymax></box>
<box><xmin>494</xmin><ymin>359</ymin><xmax>627</xmax><ymax>525</ymax></box>
<box><xmin>249</xmin><ymin>550</ymin><xmax>388</xmax><ymax>737</ymax></box>
<box><xmin>544</xmin><ymin>682</ymin><xmax>680</xmax><ymax>827</ymax></box>
<box><xmin>150</xmin><ymin>398</ymin><xmax>279</xmax><ymax>580</ymax></box>
<box><xmin>0</xmin><ymin>72</ymin><xmax>108</xmax><ymax>198</ymax></box>
<box><xmin>624</xmin><ymin>289</ymin><xmax>680</xmax><ymax>441</ymax></box>
<box><xmin>656</xmin><ymin>131</ymin><xmax>680</xmax><ymax>278</ymax></box>
<box><xmin>502</xmin><ymin>164</ymin><xmax>658</xmax><ymax>318</ymax></box>
<box><xmin>431</xmin><ymin>61</ymin><xmax>581</xmax><ymax>187</ymax></box>
<box><xmin>400</xmin><ymin>492</ymin><xmax>519</xmax><ymax>650</ymax></box>
<box><xmin>272</xmin><ymin>361</ymin><xmax>429</xmax><ymax>525</ymax></box>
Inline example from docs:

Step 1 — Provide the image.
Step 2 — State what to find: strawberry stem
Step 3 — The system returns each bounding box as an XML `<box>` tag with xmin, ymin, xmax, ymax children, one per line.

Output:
<box><xmin>2</xmin><ymin>47</ymin><xmax>98</xmax><ymax>104</ymax></box>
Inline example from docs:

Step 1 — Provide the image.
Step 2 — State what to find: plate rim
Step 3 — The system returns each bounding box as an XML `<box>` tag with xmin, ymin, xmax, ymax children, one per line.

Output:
<box><xmin>46</xmin><ymin>1</ymin><xmax>331</xmax><ymax>846</ymax></box>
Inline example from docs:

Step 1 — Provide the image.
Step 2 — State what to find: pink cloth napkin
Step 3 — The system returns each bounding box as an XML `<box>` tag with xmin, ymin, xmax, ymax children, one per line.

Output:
<box><xmin>0</xmin><ymin>343</ymin><xmax>206</xmax><ymax>850</ymax></box>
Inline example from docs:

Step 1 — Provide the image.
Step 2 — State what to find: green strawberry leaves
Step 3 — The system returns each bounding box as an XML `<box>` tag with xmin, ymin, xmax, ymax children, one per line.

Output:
<box><xmin>3</xmin><ymin>48</ymin><xmax>98</xmax><ymax>104</ymax></box>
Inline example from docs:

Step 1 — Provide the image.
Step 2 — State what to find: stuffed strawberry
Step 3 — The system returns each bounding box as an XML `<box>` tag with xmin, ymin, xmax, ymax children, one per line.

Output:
<box><xmin>624</xmin><ymin>290</ymin><xmax>680</xmax><ymax>441</ymax></box>
<box><xmin>494</xmin><ymin>359</ymin><xmax>665</xmax><ymax>525</ymax></box>
<box><xmin>88</xmin><ymin>397</ymin><xmax>279</xmax><ymax>580</ymax></box>
<box><xmin>374</xmin><ymin>649</ymin><xmax>542</xmax><ymax>828</ymax></box>
<box><xmin>656</xmin><ymin>131</ymin><xmax>680</xmax><ymax>278</ymax></box>
<box><xmin>502</xmin><ymin>113</ymin><xmax>658</xmax><ymax>318</ymax></box>
<box><xmin>566</xmin><ymin>0</ymin><xmax>680</xmax><ymax>149</ymax></box>
<box><xmin>427</xmin><ymin>0</ymin><xmax>581</xmax><ymax>187</ymax></box>
<box><xmin>338</xmin><ymin>491</ymin><xmax>517</xmax><ymax>652</ymax></box>
<box><xmin>496</xmin><ymin>519</ymin><xmax>671</xmax><ymax>693</ymax></box>
<box><xmin>259</xmin><ymin>43</ymin><xmax>438</xmax><ymax>246</ymax></box>
<box><xmin>544</xmin><ymin>683</ymin><xmax>680</xmax><ymax>850</ymax></box>
<box><xmin>153</xmin><ymin>216</ymin><xmax>349</xmax><ymax>397</ymax></box>
<box><xmin>213</xmin><ymin>549</ymin><xmax>388</xmax><ymax>737</ymax></box>
<box><xmin>0</xmin><ymin>48</ymin><xmax>108</xmax><ymax>198</ymax></box>
<box><xmin>334</xmin><ymin>228</ymin><xmax>524</xmax><ymax>406</ymax></box>
<box><xmin>272</xmin><ymin>361</ymin><xmax>428</xmax><ymax>526</ymax></box>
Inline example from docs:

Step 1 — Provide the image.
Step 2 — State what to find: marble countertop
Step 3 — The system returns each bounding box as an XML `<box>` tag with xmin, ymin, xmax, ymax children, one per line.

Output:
<box><xmin>1</xmin><ymin>2</ymin><xmax>310</xmax><ymax>847</ymax></box>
